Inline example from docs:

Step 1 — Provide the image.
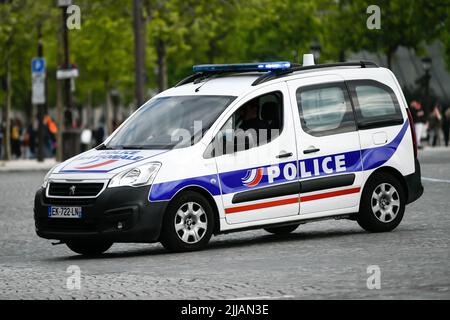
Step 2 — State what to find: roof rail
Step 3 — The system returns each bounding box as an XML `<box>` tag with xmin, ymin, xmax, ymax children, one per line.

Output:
<box><xmin>175</xmin><ymin>72</ymin><xmax>207</xmax><ymax>87</ymax></box>
<box><xmin>175</xmin><ymin>70</ymin><xmax>257</xmax><ymax>87</ymax></box>
<box><xmin>175</xmin><ymin>60</ymin><xmax>379</xmax><ymax>87</ymax></box>
<box><xmin>251</xmin><ymin>61</ymin><xmax>379</xmax><ymax>86</ymax></box>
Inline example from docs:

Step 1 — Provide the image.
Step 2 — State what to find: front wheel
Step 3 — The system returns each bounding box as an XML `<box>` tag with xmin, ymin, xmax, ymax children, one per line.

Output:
<box><xmin>160</xmin><ymin>191</ymin><xmax>214</xmax><ymax>252</ymax></box>
<box><xmin>66</xmin><ymin>241</ymin><xmax>113</xmax><ymax>256</ymax></box>
<box><xmin>357</xmin><ymin>173</ymin><xmax>405</xmax><ymax>232</ymax></box>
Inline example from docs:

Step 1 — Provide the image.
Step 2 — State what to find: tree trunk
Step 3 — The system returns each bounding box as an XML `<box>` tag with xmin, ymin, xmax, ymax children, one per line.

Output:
<box><xmin>56</xmin><ymin>79</ymin><xmax>63</xmax><ymax>162</ymax></box>
<box><xmin>133</xmin><ymin>0</ymin><xmax>146</xmax><ymax>108</ymax></box>
<box><xmin>207</xmin><ymin>39</ymin><xmax>217</xmax><ymax>64</ymax></box>
<box><xmin>156</xmin><ymin>38</ymin><xmax>168</xmax><ymax>92</ymax></box>
<box><xmin>339</xmin><ymin>50</ymin><xmax>346</xmax><ymax>63</ymax></box>
<box><xmin>386</xmin><ymin>47</ymin><xmax>396</xmax><ymax>70</ymax></box>
<box><xmin>4</xmin><ymin>58</ymin><xmax>12</xmax><ymax>161</ymax></box>
<box><xmin>105</xmin><ymin>86</ymin><xmax>113</xmax><ymax>136</ymax></box>
<box><xmin>86</xmin><ymin>90</ymin><xmax>93</xmax><ymax>129</ymax></box>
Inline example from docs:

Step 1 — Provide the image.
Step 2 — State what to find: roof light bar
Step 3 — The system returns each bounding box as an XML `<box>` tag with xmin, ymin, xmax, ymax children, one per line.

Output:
<box><xmin>193</xmin><ymin>61</ymin><xmax>291</xmax><ymax>73</ymax></box>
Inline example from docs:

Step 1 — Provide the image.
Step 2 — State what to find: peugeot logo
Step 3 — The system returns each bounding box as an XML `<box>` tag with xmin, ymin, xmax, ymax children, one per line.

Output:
<box><xmin>69</xmin><ymin>185</ymin><xmax>76</xmax><ymax>196</ymax></box>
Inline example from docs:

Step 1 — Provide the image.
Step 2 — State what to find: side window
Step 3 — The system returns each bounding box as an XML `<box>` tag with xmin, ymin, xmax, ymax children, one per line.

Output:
<box><xmin>347</xmin><ymin>80</ymin><xmax>403</xmax><ymax>127</ymax></box>
<box><xmin>206</xmin><ymin>91</ymin><xmax>283</xmax><ymax>157</ymax></box>
<box><xmin>296</xmin><ymin>83</ymin><xmax>356</xmax><ymax>136</ymax></box>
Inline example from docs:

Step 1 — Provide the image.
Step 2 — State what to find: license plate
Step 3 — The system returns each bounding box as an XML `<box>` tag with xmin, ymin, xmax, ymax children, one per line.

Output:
<box><xmin>48</xmin><ymin>206</ymin><xmax>82</xmax><ymax>218</ymax></box>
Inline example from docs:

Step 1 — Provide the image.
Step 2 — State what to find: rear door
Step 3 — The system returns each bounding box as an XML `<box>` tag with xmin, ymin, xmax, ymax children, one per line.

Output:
<box><xmin>346</xmin><ymin>79</ymin><xmax>407</xmax><ymax>180</ymax></box>
<box><xmin>287</xmin><ymin>75</ymin><xmax>364</xmax><ymax>215</ymax></box>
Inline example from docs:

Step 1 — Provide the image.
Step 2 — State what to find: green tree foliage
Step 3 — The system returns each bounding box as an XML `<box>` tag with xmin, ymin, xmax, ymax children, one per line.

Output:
<box><xmin>0</xmin><ymin>0</ymin><xmax>449</xmax><ymax>138</ymax></box>
<box><xmin>0</xmin><ymin>0</ymin><xmax>58</xmax><ymax>159</ymax></box>
<box><xmin>0</xmin><ymin>0</ymin><xmax>56</xmax><ymax>114</ymax></box>
<box><xmin>70</xmin><ymin>0</ymin><xmax>134</xmax><ymax>107</ymax></box>
<box><xmin>326</xmin><ymin>0</ymin><xmax>449</xmax><ymax>68</ymax></box>
<box><xmin>443</xmin><ymin>6</ymin><xmax>450</xmax><ymax>70</ymax></box>
<box><xmin>233</xmin><ymin>0</ymin><xmax>321</xmax><ymax>62</ymax></box>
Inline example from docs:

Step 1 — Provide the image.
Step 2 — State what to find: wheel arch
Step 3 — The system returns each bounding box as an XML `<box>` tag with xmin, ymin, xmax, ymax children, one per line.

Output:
<box><xmin>365</xmin><ymin>166</ymin><xmax>408</xmax><ymax>200</ymax></box>
<box><xmin>168</xmin><ymin>185</ymin><xmax>221</xmax><ymax>234</ymax></box>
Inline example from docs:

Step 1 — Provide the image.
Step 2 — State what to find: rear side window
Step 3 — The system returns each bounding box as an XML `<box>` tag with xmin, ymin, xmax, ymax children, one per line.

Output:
<box><xmin>296</xmin><ymin>82</ymin><xmax>356</xmax><ymax>136</ymax></box>
<box><xmin>347</xmin><ymin>80</ymin><xmax>403</xmax><ymax>128</ymax></box>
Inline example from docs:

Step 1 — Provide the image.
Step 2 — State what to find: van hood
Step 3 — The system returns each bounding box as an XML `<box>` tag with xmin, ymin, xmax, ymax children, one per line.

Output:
<box><xmin>52</xmin><ymin>149</ymin><xmax>168</xmax><ymax>179</ymax></box>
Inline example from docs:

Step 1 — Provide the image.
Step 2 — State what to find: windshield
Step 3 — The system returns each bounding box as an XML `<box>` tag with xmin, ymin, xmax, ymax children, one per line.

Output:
<box><xmin>106</xmin><ymin>95</ymin><xmax>235</xmax><ymax>149</ymax></box>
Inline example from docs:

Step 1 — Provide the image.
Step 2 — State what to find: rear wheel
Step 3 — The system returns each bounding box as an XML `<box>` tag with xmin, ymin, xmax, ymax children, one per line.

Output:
<box><xmin>264</xmin><ymin>224</ymin><xmax>299</xmax><ymax>235</ymax></box>
<box><xmin>357</xmin><ymin>173</ymin><xmax>405</xmax><ymax>232</ymax></box>
<box><xmin>66</xmin><ymin>241</ymin><xmax>113</xmax><ymax>256</ymax></box>
<box><xmin>160</xmin><ymin>191</ymin><xmax>214</xmax><ymax>252</ymax></box>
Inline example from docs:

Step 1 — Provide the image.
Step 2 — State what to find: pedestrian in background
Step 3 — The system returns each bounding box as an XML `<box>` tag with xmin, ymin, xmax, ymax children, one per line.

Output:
<box><xmin>410</xmin><ymin>100</ymin><xmax>426</xmax><ymax>149</ymax></box>
<box><xmin>44</xmin><ymin>115</ymin><xmax>58</xmax><ymax>157</ymax></box>
<box><xmin>24</xmin><ymin>121</ymin><xmax>37</xmax><ymax>159</ymax></box>
<box><xmin>443</xmin><ymin>106</ymin><xmax>450</xmax><ymax>147</ymax></box>
<box><xmin>10</xmin><ymin>119</ymin><xmax>22</xmax><ymax>159</ymax></box>
<box><xmin>94</xmin><ymin>121</ymin><xmax>106</xmax><ymax>147</ymax></box>
<box><xmin>427</xmin><ymin>103</ymin><xmax>442</xmax><ymax>147</ymax></box>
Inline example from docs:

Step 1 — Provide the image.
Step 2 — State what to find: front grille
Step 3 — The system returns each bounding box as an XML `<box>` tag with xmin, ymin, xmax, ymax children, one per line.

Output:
<box><xmin>48</xmin><ymin>182</ymin><xmax>104</xmax><ymax>197</ymax></box>
<box><xmin>43</xmin><ymin>196</ymin><xmax>96</xmax><ymax>206</ymax></box>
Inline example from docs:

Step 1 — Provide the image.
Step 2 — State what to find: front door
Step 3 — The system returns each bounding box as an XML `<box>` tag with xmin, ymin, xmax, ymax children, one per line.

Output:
<box><xmin>288</xmin><ymin>75</ymin><xmax>363</xmax><ymax>215</ymax></box>
<box><xmin>213</xmin><ymin>83</ymin><xmax>300</xmax><ymax>224</ymax></box>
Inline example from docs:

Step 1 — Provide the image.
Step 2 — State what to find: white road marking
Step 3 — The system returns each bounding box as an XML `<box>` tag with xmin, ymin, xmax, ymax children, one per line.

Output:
<box><xmin>422</xmin><ymin>177</ymin><xmax>450</xmax><ymax>184</ymax></box>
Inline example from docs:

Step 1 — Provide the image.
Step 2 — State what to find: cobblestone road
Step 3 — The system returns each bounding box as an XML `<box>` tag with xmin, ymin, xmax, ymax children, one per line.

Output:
<box><xmin>0</xmin><ymin>149</ymin><xmax>449</xmax><ymax>299</ymax></box>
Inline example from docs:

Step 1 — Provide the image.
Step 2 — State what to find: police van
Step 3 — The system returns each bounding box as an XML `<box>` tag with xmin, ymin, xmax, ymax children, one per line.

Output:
<box><xmin>34</xmin><ymin>55</ymin><xmax>423</xmax><ymax>255</ymax></box>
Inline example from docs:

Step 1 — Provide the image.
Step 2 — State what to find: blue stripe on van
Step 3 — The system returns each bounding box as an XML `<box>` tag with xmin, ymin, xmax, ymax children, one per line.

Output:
<box><xmin>149</xmin><ymin>121</ymin><xmax>408</xmax><ymax>202</ymax></box>
<box><xmin>149</xmin><ymin>174</ymin><xmax>221</xmax><ymax>201</ymax></box>
<box><xmin>361</xmin><ymin>120</ymin><xmax>409</xmax><ymax>170</ymax></box>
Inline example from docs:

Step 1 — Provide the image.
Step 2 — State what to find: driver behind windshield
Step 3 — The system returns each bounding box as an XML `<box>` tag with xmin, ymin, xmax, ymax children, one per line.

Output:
<box><xmin>239</xmin><ymin>100</ymin><xmax>268</xmax><ymax>132</ymax></box>
<box><xmin>237</xmin><ymin>100</ymin><xmax>269</xmax><ymax>146</ymax></box>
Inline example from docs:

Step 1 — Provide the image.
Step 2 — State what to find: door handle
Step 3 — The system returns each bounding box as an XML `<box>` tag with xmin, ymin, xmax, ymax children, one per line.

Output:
<box><xmin>303</xmin><ymin>147</ymin><xmax>320</xmax><ymax>154</ymax></box>
<box><xmin>276</xmin><ymin>152</ymin><xmax>293</xmax><ymax>159</ymax></box>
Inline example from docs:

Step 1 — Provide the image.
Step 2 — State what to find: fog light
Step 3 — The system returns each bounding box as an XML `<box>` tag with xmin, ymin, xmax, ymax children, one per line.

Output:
<box><xmin>117</xmin><ymin>222</ymin><xmax>123</xmax><ymax>230</ymax></box>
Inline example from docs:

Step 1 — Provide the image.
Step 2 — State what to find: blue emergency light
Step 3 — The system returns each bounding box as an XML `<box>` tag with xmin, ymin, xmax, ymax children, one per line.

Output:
<box><xmin>193</xmin><ymin>61</ymin><xmax>292</xmax><ymax>73</ymax></box>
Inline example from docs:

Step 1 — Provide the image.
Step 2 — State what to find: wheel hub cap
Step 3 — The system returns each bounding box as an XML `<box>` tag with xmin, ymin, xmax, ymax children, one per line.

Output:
<box><xmin>174</xmin><ymin>202</ymin><xmax>208</xmax><ymax>244</ymax></box>
<box><xmin>371</xmin><ymin>183</ymin><xmax>400</xmax><ymax>223</ymax></box>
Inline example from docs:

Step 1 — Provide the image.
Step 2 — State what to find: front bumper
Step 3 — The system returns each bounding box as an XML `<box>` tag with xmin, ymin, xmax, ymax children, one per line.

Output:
<box><xmin>34</xmin><ymin>185</ymin><xmax>168</xmax><ymax>243</ymax></box>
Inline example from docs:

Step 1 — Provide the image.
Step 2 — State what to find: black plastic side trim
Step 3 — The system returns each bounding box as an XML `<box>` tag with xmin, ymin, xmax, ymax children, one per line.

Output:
<box><xmin>232</xmin><ymin>182</ymin><xmax>300</xmax><ymax>204</ymax></box>
<box><xmin>357</xmin><ymin>118</ymin><xmax>404</xmax><ymax>130</ymax></box>
<box><xmin>231</xmin><ymin>173</ymin><xmax>356</xmax><ymax>204</ymax></box>
<box><xmin>218</xmin><ymin>214</ymin><xmax>354</xmax><ymax>235</ymax></box>
<box><xmin>301</xmin><ymin>174</ymin><xmax>355</xmax><ymax>193</ymax></box>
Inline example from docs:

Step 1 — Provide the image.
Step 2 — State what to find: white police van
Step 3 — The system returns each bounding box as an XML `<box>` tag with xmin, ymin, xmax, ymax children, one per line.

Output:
<box><xmin>34</xmin><ymin>55</ymin><xmax>423</xmax><ymax>255</ymax></box>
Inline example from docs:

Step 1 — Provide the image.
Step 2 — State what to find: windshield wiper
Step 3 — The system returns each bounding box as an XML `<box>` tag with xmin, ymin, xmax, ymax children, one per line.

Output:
<box><xmin>120</xmin><ymin>145</ymin><xmax>149</xmax><ymax>150</ymax></box>
<box><xmin>96</xmin><ymin>143</ymin><xmax>115</xmax><ymax>150</ymax></box>
<box><xmin>121</xmin><ymin>144</ymin><xmax>175</xmax><ymax>150</ymax></box>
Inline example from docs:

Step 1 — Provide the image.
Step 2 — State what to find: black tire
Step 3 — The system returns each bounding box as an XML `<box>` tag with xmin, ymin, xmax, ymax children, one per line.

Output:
<box><xmin>160</xmin><ymin>191</ymin><xmax>214</xmax><ymax>252</ymax></box>
<box><xmin>264</xmin><ymin>224</ymin><xmax>299</xmax><ymax>235</ymax></box>
<box><xmin>357</xmin><ymin>172</ymin><xmax>405</xmax><ymax>232</ymax></box>
<box><xmin>66</xmin><ymin>241</ymin><xmax>113</xmax><ymax>256</ymax></box>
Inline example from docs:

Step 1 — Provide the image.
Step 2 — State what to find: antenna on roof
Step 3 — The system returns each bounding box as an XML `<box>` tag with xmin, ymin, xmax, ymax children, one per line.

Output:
<box><xmin>302</xmin><ymin>54</ymin><xmax>315</xmax><ymax>66</ymax></box>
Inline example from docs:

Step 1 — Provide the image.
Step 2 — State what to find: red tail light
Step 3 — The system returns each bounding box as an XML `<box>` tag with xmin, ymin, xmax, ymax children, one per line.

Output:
<box><xmin>406</xmin><ymin>108</ymin><xmax>418</xmax><ymax>158</ymax></box>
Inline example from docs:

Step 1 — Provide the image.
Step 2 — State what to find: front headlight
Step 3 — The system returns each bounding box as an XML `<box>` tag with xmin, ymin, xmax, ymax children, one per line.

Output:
<box><xmin>108</xmin><ymin>162</ymin><xmax>161</xmax><ymax>188</ymax></box>
<box><xmin>42</xmin><ymin>165</ymin><xmax>59</xmax><ymax>188</ymax></box>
